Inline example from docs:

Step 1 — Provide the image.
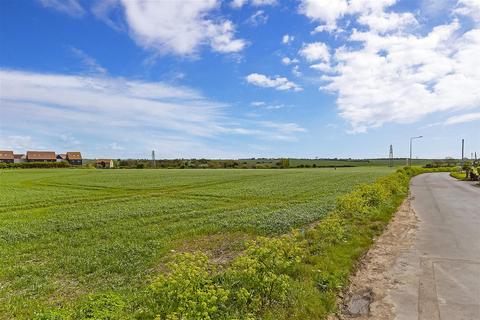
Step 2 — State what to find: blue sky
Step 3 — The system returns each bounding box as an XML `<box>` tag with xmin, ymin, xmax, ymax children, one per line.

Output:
<box><xmin>0</xmin><ymin>0</ymin><xmax>479</xmax><ymax>159</ymax></box>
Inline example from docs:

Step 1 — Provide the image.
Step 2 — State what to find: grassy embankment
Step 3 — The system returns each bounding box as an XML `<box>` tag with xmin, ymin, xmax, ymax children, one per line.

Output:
<box><xmin>0</xmin><ymin>167</ymin><xmax>451</xmax><ymax>319</ymax></box>
<box><xmin>450</xmin><ymin>171</ymin><xmax>467</xmax><ymax>180</ymax></box>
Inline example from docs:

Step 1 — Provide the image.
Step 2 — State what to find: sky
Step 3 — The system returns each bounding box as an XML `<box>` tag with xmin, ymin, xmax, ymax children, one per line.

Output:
<box><xmin>0</xmin><ymin>0</ymin><xmax>479</xmax><ymax>159</ymax></box>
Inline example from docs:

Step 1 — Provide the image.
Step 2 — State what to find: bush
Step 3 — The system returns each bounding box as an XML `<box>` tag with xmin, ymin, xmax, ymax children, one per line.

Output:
<box><xmin>141</xmin><ymin>253</ymin><xmax>229</xmax><ymax>320</ymax></box>
<box><xmin>223</xmin><ymin>236</ymin><xmax>302</xmax><ymax>313</ymax></box>
<box><xmin>306</xmin><ymin>214</ymin><xmax>346</xmax><ymax>254</ymax></box>
<box><xmin>3</xmin><ymin>162</ymin><xmax>71</xmax><ymax>169</ymax></box>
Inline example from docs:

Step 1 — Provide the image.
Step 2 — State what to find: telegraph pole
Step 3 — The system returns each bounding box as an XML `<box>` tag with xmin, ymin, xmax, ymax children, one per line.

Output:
<box><xmin>152</xmin><ymin>150</ymin><xmax>156</xmax><ymax>169</ymax></box>
<box><xmin>409</xmin><ymin>136</ymin><xmax>423</xmax><ymax>166</ymax></box>
<box><xmin>389</xmin><ymin>145</ymin><xmax>394</xmax><ymax>167</ymax></box>
<box><xmin>461</xmin><ymin>139</ymin><xmax>464</xmax><ymax>161</ymax></box>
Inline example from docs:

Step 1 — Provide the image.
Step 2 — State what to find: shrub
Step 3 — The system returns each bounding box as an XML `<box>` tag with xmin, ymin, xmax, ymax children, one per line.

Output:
<box><xmin>306</xmin><ymin>214</ymin><xmax>346</xmax><ymax>254</ymax></box>
<box><xmin>223</xmin><ymin>236</ymin><xmax>302</xmax><ymax>313</ymax></box>
<box><xmin>141</xmin><ymin>253</ymin><xmax>229</xmax><ymax>320</ymax></box>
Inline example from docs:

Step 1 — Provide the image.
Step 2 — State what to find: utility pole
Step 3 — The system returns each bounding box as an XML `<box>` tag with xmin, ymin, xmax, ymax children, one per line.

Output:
<box><xmin>462</xmin><ymin>139</ymin><xmax>464</xmax><ymax>160</ymax></box>
<box><xmin>152</xmin><ymin>150</ymin><xmax>156</xmax><ymax>169</ymax></box>
<box><xmin>389</xmin><ymin>145</ymin><xmax>394</xmax><ymax>167</ymax></box>
<box><xmin>409</xmin><ymin>136</ymin><xmax>423</xmax><ymax>166</ymax></box>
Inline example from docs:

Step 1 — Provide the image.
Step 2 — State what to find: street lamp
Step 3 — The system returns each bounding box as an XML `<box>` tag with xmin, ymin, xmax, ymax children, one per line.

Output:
<box><xmin>409</xmin><ymin>136</ymin><xmax>423</xmax><ymax>166</ymax></box>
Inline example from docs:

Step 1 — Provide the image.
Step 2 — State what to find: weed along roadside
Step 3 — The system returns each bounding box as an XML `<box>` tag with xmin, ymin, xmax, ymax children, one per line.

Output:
<box><xmin>33</xmin><ymin>166</ymin><xmax>454</xmax><ymax>319</ymax></box>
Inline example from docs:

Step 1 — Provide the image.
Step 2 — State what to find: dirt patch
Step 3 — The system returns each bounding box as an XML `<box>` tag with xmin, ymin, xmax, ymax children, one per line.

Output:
<box><xmin>332</xmin><ymin>195</ymin><xmax>419</xmax><ymax>319</ymax></box>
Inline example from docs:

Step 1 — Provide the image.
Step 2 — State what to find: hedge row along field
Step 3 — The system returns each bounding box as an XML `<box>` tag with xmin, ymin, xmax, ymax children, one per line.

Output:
<box><xmin>0</xmin><ymin>167</ymin><xmax>451</xmax><ymax>319</ymax></box>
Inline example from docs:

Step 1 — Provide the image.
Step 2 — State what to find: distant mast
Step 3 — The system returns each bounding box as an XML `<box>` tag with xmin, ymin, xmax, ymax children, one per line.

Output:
<box><xmin>389</xmin><ymin>145</ymin><xmax>394</xmax><ymax>167</ymax></box>
<box><xmin>152</xmin><ymin>150</ymin><xmax>156</xmax><ymax>169</ymax></box>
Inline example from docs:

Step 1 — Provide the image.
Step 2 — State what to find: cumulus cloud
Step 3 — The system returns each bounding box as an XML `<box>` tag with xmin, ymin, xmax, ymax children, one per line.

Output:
<box><xmin>119</xmin><ymin>0</ymin><xmax>245</xmax><ymax>55</ymax></box>
<box><xmin>42</xmin><ymin>0</ymin><xmax>246</xmax><ymax>56</ymax></box>
<box><xmin>246</xmin><ymin>73</ymin><xmax>302</xmax><ymax>91</ymax></box>
<box><xmin>298</xmin><ymin>0</ymin><xmax>480</xmax><ymax>133</ymax></box>
<box><xmin>455</xmin><ymin>0</ymin><xmax>480</xmax><ymax>22</ymax></box>
<box><xmin>299</xmin><ymin>42</ymin><xmax>330</xmax><ymax>62</ymax></box>
<box><xmin>325</xmin><ymin>23</ymin><xmax>480</xmax><ymax>132</ymax></box>
<box><xmin>299</xmin><ymin>0</ymin><xmax>410</xmax><ymax>33</ymax></box>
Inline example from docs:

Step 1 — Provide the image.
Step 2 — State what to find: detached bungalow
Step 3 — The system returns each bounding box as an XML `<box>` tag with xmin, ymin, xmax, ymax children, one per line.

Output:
<box><xmin>0</xmin><ymin>151</ymin><xmax>14</xmax><ymax>163</ymax></box>
<box><xmin>26</xmin><ymin>151</ymin><xmax>56</xmax><ymax>162</ymax></box>
<box><xmin>56</xmin><ymin>154</ymin><xmax>67</xmax><ymax>162</ymax></box>
<box><xmin>14</xmin><ymin>154</ymin><xmax>25</xmax><ymax>163</ymax></box>
<box><xmin>95</xmin><ymin>159</ymin><xmax>114</xmax><ymax>169</ymax></box>
<box><xmin>66</xmin><ymin>152</ymin><xmax>82</xmax><ymax>165</ymax></box>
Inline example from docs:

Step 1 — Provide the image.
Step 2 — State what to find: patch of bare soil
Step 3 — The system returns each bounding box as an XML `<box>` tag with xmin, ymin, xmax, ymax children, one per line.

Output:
<box><xmin>331</xmin><ymin>195</ymin><xmax>419</xmax><ymax>319</ymax></box>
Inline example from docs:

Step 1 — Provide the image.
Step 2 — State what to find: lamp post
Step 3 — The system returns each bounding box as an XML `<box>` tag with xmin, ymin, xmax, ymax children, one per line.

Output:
<box><xmin>409</xmin><ymin>136</ymin><xmax>423</xmax><ymax>166</ymax></box>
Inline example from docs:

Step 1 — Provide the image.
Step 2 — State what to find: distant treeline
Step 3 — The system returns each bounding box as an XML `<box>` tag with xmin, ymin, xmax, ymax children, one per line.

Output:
<box><xmin>2</xmin><ymin>158</ymin><xmax>467</xmax><ymax>170</ymax></box>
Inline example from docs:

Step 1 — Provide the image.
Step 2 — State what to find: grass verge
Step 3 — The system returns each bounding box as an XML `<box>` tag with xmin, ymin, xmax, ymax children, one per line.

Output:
<box><xmin>34</xmin><ymin>167</ymin><xmax>453</xmax><ymax>320</ymax></box>
<box><xmin>450</xmin><ymin>171</ymin><xmax>467</xmax><ymax>180</ymax></box>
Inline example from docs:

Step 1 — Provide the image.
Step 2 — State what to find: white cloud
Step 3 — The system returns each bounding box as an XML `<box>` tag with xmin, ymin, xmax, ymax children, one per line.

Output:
<box><xmin>292</xmin><ymin>65</ymin><xmax>302</xmax><ymax>76</ymax></box>
<box><xmin>299</xmin><ymin>42</ymin><xmax>330</xmax><ymax>62</ymax></box>
<box><xmin>246</xmin><ymin>10</ymin><xmax>269</xmax><ymax>26</ymax></box>
<box><xmin>357</xmin><ymin>11</ymin><xmax>418</xmax><ymax>33</ymax></box>
<box><xmin>70</xmin><ymin>47</ymin><xmax>107</xmax><ymax>75</ymax></box>
<box><xmin>299</xmin><ymin>0</ymin><xmax>348</xmax><ymax>31</ymax></box>
<box><xmin>281</xmin><ymin>57</ymin><xmax>299</xmax><ymax>65</ymax></box>
<box><xmin>230</xmin><ymin>0</ymin><xmax>277</xmax><ymax>9</ymax></box>
<box><xmin>260</xmin><ymin>121</ymin><xmax>306</xmax><ymax>134</ymax></box>
<box><xmin>251</xmin><ymin>101</ymin><xmax>266</xmax><ymax>106</ymax></box>
<box><xmin>246</xmin><ymin>73</ymin><xmax>303</xmax><ymax>91</ymax></box>
<box><xmin>282</xmin><ymin>34</ymin><xmax>294</xmax><ymax>44</ymax></box>
<box><xmin>455</xmin><ymin>0</ymin><xmax>480</xmax><ymax>22</ymax></box>
<box><xmin>101</xmin><ymin>0</ymin><xmax>246</xmax><ymax>56</ymax></box>
<box><xmin>322</xmin><ymin>22</ymin><xmax>480</xmax><ymax>132</ymax></box>
<box><xmin>310</xmin><ymin>62</ymin><xmax>333</xmax><ymax>73</ymax></box>
<box><xmin>444</xmin><ymin>112</ymin><xmax>480</xmax><ymax>125</ymax></box>
<box><xmin>38</xmin><ymin>0</ymin><xmax>85</xmax><ymax>17</ymax></box>
<box><xmin>0</xmin><ymin>135</ymin><xmax>40</xmax><ymax>151</ymax></box>
<box><xmin>299</xmin><ymin>0</ymin><xmax>404</xmax><ymax>33</ymax></box>
<box><xmin>0</xmin><ymin>69</ymin><xmax>305</xmax><ymax>156</ymax></box>
<box><xmin>0</xmin><ymin>69</ymin><xmax>224</xmax><ymax>138</ymax></box>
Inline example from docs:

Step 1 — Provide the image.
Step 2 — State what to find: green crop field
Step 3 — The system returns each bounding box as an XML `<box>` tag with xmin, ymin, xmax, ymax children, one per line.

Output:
<box><xmin>0</xmin><ymin>167</ymin><xmax>393</xmax><ymax>318</ymax></box>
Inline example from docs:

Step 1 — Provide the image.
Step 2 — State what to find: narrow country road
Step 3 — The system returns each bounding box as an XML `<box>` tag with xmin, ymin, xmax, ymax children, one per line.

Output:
<box><xmin>390</xmin><ymin>173</ymin><xmax>480</xmax><ymax>319</ymax></box>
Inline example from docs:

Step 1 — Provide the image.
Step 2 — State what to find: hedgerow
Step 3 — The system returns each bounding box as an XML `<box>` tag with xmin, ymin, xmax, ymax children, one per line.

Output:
<box><xmin>1</xmin><ymin>162</ymin><xmax>71</xmax><ymax>169</ymax></box>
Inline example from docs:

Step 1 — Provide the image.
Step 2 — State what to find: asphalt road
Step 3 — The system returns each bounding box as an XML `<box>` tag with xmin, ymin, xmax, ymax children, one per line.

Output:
<box><xmin>390</xmin><ymin>173</ymin><xmax>480</xmax><ymax>320</ymax></box>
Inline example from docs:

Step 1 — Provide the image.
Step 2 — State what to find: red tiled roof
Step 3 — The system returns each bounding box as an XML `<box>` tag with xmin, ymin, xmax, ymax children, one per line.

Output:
<box><xmin>66</xmin><ymin>152</ymin><xmax>82</xmax><ymax>160</ymax></box>
<box><xmin>26</xmin><ymin>151</ymin><xmax>56</xmax><ymax>160</ymax></box>
<box><xmin>0</xmin><ymin>151</ymin><xmax>14</xmax><ymax>160</ymax></box>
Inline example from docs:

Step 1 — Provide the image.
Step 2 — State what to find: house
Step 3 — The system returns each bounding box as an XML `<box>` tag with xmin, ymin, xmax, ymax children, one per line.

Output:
<box><xmin>0</xmin><ymin>151</ymin><xmax>14</xmax><ymax>163</ymax></box>
<box><xmin>56</xmin><ymin>154</ymin><xmax>67</xmax><ymax>162</ymax></box>
<box><xmin>26</xmin><ymin>151</ymin><xmax>56</xmax><ymax>162</ymax></box>
<box><xmin>66</xmin><ymin>152</ymin><xmax>82</xmax><ymax>165</ymax></box>
<box><xmin>95</xmin><ymin>159</ymin><xmax>114</xmax><ymax>169</ymax></box>
<box><xmin>14</xmin><ymin>154</ymin><xmax>26</xmax><ymax>163</ymax></box>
